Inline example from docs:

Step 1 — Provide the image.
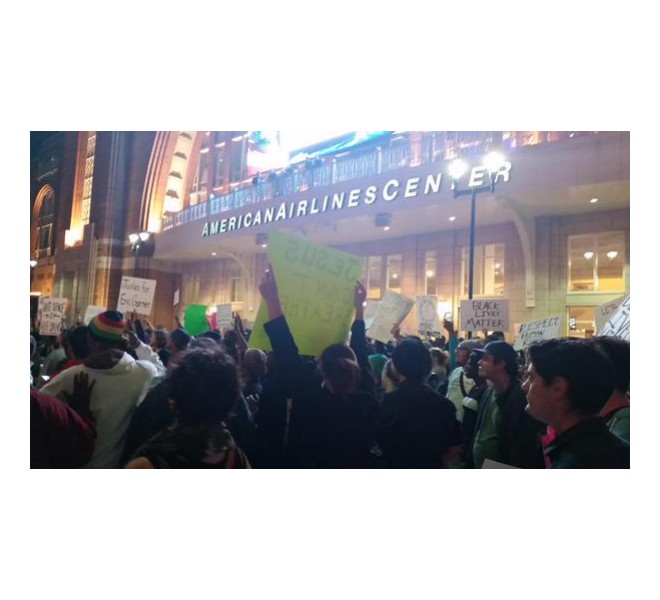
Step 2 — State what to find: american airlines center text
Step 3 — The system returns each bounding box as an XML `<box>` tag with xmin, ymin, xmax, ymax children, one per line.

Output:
<box><xmin>201</xmin><ymin>163</ymin><xmax>512</xmax><ymax>238</ymax></box>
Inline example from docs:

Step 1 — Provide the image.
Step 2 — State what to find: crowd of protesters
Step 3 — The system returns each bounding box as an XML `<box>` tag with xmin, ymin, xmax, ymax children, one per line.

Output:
<box><xmin>30</xmin><ymin>268</ymin><xmax>630</xmax><ymax>469</ymax></box>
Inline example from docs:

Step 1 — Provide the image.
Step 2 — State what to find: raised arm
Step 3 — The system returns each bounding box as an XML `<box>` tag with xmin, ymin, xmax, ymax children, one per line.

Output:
<box><xmin>350</xmin><ymin>282</ymin><xmax>373</xmax><ymax>393</ymax></box>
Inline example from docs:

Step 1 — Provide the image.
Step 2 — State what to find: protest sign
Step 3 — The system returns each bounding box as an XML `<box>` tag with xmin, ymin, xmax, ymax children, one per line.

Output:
<box><xmin>599</xmin><ymin>295</ymin><xmax>630</xmax><ymax>341</ymax></box>
<box><xmin>184</xmin><ymin>304</ymin><xmax>209</xmax><ymax>336</ymax></box>
<box><xmin>595</xmin><ymin>295</ymin><xmax>626</xmax><ymax>333</ymax></box>
<box><xmin>513</xmin><ymin>314</ymin><xmax>563</xmax><ymax>350</ymax></box>
<box><xmin>249</xmin><ymin>231</ymin><xmax>364</xmax><ymax>356</ymax></box>
<box><xmin>416</xmin><ymin>295</ymin><xmax>441</xmax><ymax>336</ymax></box>
<box><xmin>117</xmin><ymin>276</ymin><xmax>157</xmax><ymax>315</ymax></box>
<box><xmin>83</xmin><ymin>305</ymin><xmax>106</xmax><ymax>325</ymax></box>
<box><xmin>368</xmin><ymin>291</ymin><xmax>415</xmax><ymax>343</ymax></box>
<box><xmin>363</xmin><ymin>300</ymin><xmax>379</xmax><ymax>331</ymax></box>
<box><xmin>216</xmin><ymin>303</ymin><xmax>233</xmax><ymax>330</ymax></box>
<box><xmin>38</xmin><ymin>297</ymin><xmax>68</xmax><ymax>336</ymax></box>
<box><xmin>460</xmin><ymin>299</ymin><xmax>509</xmax><ymax>332</ymax></box>
<box><xmin>173</xmin><ymin>289</ymin><xmax>180</xmax><ymax>307</ymax></box>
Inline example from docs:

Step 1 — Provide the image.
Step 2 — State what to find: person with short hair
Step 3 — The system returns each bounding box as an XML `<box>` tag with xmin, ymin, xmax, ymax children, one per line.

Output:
<box><xmin>446</xmin><ymin>339</ymin><xmax>483</xmax><ymax>422</ymax></box>
<box><xmin>41</xmin><ymin>310</ymin><xmax>166</xmax><ymax>468</ymax></box>
<box><xmin>524</xmin><ymin>338</ymin><xmax>629</xmax><ymax>468</ymax></box>
<box><xmin>469</xmin><ymin>341</ymin><xmax>545</xmax><ymax>468</ymax></box>
<box><xmin>377</xmin><ymin>337</ymin><xmax>462</xmax><ymax>468</ymax></box>
<box><xmin>125</xmin><ymin>344</ymin><xmax>250</xmax><ymax>469</ymax></box>
<box><xmin>593</xmin><ymin>336</ymin><xmax>630</xmax><ymax>442</ymax></box>
<box><xmin>427</xmin><ymin>347</ymin><xmax>450</xmax><ymax>397</ymax></box>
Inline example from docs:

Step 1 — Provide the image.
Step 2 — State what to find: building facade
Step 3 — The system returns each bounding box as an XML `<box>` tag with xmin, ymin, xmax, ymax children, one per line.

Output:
<box><xmin>29</xmin><ymin>131</ymin><xmax>630</xmax><ymax>340</ymax></box>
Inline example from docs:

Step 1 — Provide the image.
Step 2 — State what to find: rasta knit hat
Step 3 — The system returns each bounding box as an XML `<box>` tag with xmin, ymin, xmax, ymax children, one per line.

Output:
<box><xmin>89</xmin><ymin>310</ymin><xmax>126</xmax><ymax>342</ymax></box>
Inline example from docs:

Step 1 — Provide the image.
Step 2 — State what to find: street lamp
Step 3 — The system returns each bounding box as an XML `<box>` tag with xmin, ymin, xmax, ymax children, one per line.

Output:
<box><xmin>450</xmin><ymin>151</ymin><xmax>507</xmax><ymax>338</ymax></box>
<box><xmin>128</xmin><ymin>231</ymin><xmax>152</xmax><ymax>277</ymax></box>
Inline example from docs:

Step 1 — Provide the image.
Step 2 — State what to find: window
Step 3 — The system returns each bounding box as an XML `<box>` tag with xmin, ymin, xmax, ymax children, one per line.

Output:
<box><xmin>36</xmin><ymin>189</ymin><xmax>55</xmax><ymax>257</ymax></box>
<box><xmin>425</xmin><ymin>250</ymin><xmax>437</xmax><ymax>295</ymax></box>
<box><xmin>213</xmin><ymin>135</ymin><xmax>226</xmax><ymax>188</ymax></box>
<box><xmin>228</xmin><ymin>264</ymin><xmax>244</xmax><ymax>302</ymax></box>
<box><xmin>568</xmin><ymin>232</ymin><xmax>625</xmax><ymax>293</ymax></box>
<box><xmin>461</xmin><ymin>244</ymin><xmax>505</xmax><ymax>296</ymax></box>
<box><xmin>366</xmin><ymin>256</ymin><xmax>382</xmax><ymax>300</ymax></box>
<box><xmin>230</xmin><ymin>132</ymin><xmax>248</xmax><ymax>183</ymax></box>
<box><xmin>387</xmin><ymin>254</ymin><xmax>402</xmax><ymax>294</ymax></box>
<box><xmin>81</xmin><ymin>131</ymin><xmax>96</xmax><ymax>225</ymax></box>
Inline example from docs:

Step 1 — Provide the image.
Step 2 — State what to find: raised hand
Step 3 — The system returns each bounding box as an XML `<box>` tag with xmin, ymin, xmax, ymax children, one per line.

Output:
<box><xmin>354</xmin><ymin>281</ymin><xmax>366</xmax><ymax>320</ymax></box>
<box><xmin>259</xmin><ymin>265</ymin><xmax>283</xmax><ymax>320</ymax></box>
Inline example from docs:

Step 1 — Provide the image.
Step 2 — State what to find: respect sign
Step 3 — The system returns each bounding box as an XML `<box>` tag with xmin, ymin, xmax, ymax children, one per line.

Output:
<box><xmin>249</xmin><ymin>231</ymin><xmax>365</xmax><ymax>356</ymax></box>
<box><xmin>514</xmin><ymin>315</ymin><xmax>563</xmax><ymax>350</ymax></box>
<box><xmin>460</xmin><ymin>299</ymin><xmax>509</xmax><ymax>332</ymax></box>
<box><xmin>38</xmin><ymin>297</ymin><xmax>68</xmax><ymax>336</ymax></box>
<box><xmin>117</xmin><ymin>276</ymin><xmax>157</xmax><ymax>315</ymax></box>
<box><xmin>368</xmin><ymin>291</ymin><xmax>415</xmax><ymax>343</ymax></box>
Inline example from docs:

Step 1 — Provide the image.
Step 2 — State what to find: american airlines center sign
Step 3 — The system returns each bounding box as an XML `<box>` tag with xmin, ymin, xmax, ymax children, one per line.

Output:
<box><xmin>200</xmin><ymin>162</ymin><xmax>512</xmax><ymax>238</ymax></box>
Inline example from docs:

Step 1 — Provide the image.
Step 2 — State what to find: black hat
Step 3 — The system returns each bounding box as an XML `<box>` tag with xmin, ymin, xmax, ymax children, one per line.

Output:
<box><xmin>473</xmin><ymin>341</ymin><xmax>518</xmax><ymax>371</ymax></box>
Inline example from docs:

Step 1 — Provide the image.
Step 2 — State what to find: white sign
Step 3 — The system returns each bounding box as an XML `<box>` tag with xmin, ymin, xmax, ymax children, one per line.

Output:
<box><xmin>599</xmin><ymin>295</ymin><xmax>630</xmax><ymax>341</ymax></box>
<box><xmin>595</xmin><ymin>295</ymin><xmax>626</xmax><ymax>333</ymax></box>
<box><xmin>216</xmin><ymin>304</ymin><xmax>234</xmax><ymax>330</ymax></box>
<box><xmin>368</xmin><ymin>291</ymin><xmax>415</xmax><ymax>343</ymax></box>
<box><xmin>460</xmin><ymin>299</ymin><xmax>509</xmax><ymax>332</ymax></box>
<box><xmin>117</xmin><ymin>276</ymin><xmax>157</xmax><ymax>315</ymax></box>
<box><xmin>417</xmin><ymin>295</ymin><xmax>441</xmax><ymax>335</ymax></box>
<box><xmin>83</xmin><ymin>305</ymin><xmax>106</xmax><ymax>325</ymax></box>
<box><xmin>363</xmin><ymin>300</ymin><xmax>378</xmax><ymax>331</ymax></box>
<box><xmin>514</xmin><ymin>314</ymin><xmax>563</xmax><ymax>350</ymax></box>
<box><xmin>173</xmin><ymin>288</ymin><xmax>180</xmax><ymax>307</ymax></box>
<box><xmin>38</xmin><ymin>297</ymin><xmax>68</xmax><ymax>336</ymax></box>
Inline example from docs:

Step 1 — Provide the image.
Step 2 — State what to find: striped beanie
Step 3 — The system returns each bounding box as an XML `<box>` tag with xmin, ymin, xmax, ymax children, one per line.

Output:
<box><xmin>89</xmin><ymin>310</ymin><xmax>126</xmax><ymax>342</ymax></box>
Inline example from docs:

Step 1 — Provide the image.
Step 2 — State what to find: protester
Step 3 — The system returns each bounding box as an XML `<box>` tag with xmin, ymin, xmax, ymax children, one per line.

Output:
<box><xmin>524</xmin><ymin>338</ymin><xmax>629</xmax><ymax>468</ymax></box>
<box><xmin>446</xmin><ymin>338</ymin><xmax>483</xmax><ymax>422</ymax></box>
<box><xmin>125</xmin><ymin>344</ymin><xmax>251</xmax><ymax>469</ymax></box>
<box><xmin>39</xmin><ymin>335</ymin><xmax>67</xmax><ymax>379</ymax></box>
<box><xmin>593</xmin><ymin>336</ymin><xmax>630</xmax><ymax>442</ymax></box>
<box><xmin>41</xmin><ymin>310</ymin><xmax>166</xmax><ymax>468</ymax></box>
<box><xmin>258</xmin><ymin>267</ymin><xmax>379</xmax><ymax>468</ymax></box>
<box><xmin>51</xmin><ymin>325</ymin><xmax>89</xmax><ymax>379</ymax></box>
<box><xmin>427</xmin><ymin>347</ymin><xmax>450</xmax><ymax>396</ymax></box>
<box><xmin>151</xmin><ymin>328</ymin><xmax>171</xmax><ymax>367</ymax></box>
<box><xmin>460</xmin><ymin>350</ymin><xmax>490</xmax><ymax>467</ymax></box>
<box><xmin>377</xmin><ymin>337</ymin><xmax>462</xmax><ymax>468</ymax></box>
<box><xmin>468</xmin><ymin>341</ymin><xmax>545</xmax><ymax>468</ymax></box>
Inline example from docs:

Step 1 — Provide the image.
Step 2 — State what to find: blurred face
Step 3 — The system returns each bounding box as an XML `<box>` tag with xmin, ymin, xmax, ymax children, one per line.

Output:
<box><xmin>456</xmin><ymin>349</ymin><xmax>469</xmax><ymax>367</ymax></box>
<box><xmin>521</xmin><ymin>362</ymin><xmax>555</xmax><ymax>425</ymax></box>
<box><xmin>464</xmin><ymin>354</ymin><xmax>480</xmax><ymax>379</ymax></box>
<box><xmin>477</xmin><ymin>353</ymin><xmax>497</xmax><ymax>380</ymax></box>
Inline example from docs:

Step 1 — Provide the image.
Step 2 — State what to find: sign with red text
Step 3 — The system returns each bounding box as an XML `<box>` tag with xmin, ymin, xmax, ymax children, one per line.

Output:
<box><xmin>514</xmin><ymin>315</ymin><xmax>563</xmax><ymax>350</ymax></box>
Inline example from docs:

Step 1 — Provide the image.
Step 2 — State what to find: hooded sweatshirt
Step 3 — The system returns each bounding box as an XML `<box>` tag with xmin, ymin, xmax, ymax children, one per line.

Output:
<box><xmin>41</xmin><ymin>341</ymin><xmax>165</xmax><ymax>468</ymax></box>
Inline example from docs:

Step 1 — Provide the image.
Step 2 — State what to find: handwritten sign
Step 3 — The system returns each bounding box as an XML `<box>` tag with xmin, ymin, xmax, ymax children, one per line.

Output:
<box><xmin>460</xmin><ymin>299</ymin><xmax>509</xmax><ymax>332</ymax></box>
<box><xmin>595</xmin><ymin>295</ymin><xmax>625</xmax><ymax>333</ymax></box>
<box><xmin>249</xmin><ymin>231</ymin><xmax>365</xmax><ymax>356</ymax></box>
<box><xmin>216</xmin><ymin>304</ymin><xmax>234</xmax><ymax>330</ymax></box>
<box><xmin>368</xmin><ymin>291</ymin><xmax>415</xmax><ymax>343</ymax></box>
<box><xmin>417</xmin><ymin>295</ymin><xmax>441</xmax><ymax>336</ymax></box>
<box><xmin>513</xmin><ymin>314</ymin><xmax>563</xmax><ymax>350</ymax></box>
<box><xmin>599</xmin><ymin>295</ymin><xmax>630</xmax><ymax>341</ymax></box>
<box><xmin>117</xmin><ymin>276</ymin><xmax>157</xmax><ymax>315</ymax></box>
<box><xmin>83</xmin><ymin>305</ymin><xmax>106</xmax><ymax>325</ymax></box>
<box><xmin>364</xmin><ymin>300</ymin><xmax>378</xmax><ymax>331</ymax></box>
<box><xmin>38</xmin><ymin>297</ymin><xmax>68</xmax><ymax>336</ymax></box>
<box><xmin>184</xmin><ymin>304</ymin><xmax>209</xmax><ymax>336</ymax></box>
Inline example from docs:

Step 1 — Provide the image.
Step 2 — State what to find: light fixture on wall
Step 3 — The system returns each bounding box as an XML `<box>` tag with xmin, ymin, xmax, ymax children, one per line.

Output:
<box><xmin>583</xmin><ymin>251</ymin><xmax>595</xmax><ymax>260</ymax></box>
<box><xmin>128</xmin><ymin>231</ymin><xmax>155</xmax><ymax>277</ymax></box>
<box><xmin>606</xmin><ymin>250</ymin><xmax>619</xmax><ymax>260</ymax></box>
<box><xmin>375</xmin><ymin>213</ymin><xmax>392</xmax><ymax>231</ymax></box>
<box><xmin>256</xmin><ymin>233</ymin><xmax>268</xmax><ymax>248</ymax></box>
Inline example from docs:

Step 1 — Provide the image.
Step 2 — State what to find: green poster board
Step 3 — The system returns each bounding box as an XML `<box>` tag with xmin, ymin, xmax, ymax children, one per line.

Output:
<box><xmin>249</xmin><ymin>231</ymin><xmax>365</xmax><ymax>357</ymax></box>
<box><xmin>184</xmin><ymin>304</ymin><xmax>209</xmax><ymax>336</ymax></box>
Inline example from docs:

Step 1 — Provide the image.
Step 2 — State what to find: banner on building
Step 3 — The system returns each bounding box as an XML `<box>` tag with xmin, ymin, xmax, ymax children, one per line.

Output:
<box><xmin>595</xmin><ymin>295</ymin><xmax>626</xmax><ymax>334</ymax></box>
<box><xmin>38</xmin><ymin>297</ymin><xmax>68</xmax><ymax>336</ymax></box>
<box><xmin>117</xmin><ymin>276</ymin><xmax>157</xmax><ymax>316</ymax></box>
<box><xmin>513</xmin><ymin>315</ymin><xmax>564</xmax><ymax>350</ymax></box>
<box><xmin>249</xmin><ymin>232</ymin><xmax>365</xmax><ymax>356</ymax></box>
<box><xmin>368</xmin><ymin>291</ymin><xmax>415</xmax><ymax>344</ymax></box>
<box><xmin>460</xmin><ymin>299</ymin><xmax>509</xmax><ymax>332</ymax></box>
<box><xmin>599</xmin><ymin>295</ymin><xmax>630</xmax><ymax>341</ymax></box>
<box><xmin>83</xmin><ymin>305</ymin><xmax>106</xmax><ymax>325</ymax></box>
<box><xmin>416</xmin><ymin>295</ymin><xmax>441</xmax><ymax>336</ymax></box>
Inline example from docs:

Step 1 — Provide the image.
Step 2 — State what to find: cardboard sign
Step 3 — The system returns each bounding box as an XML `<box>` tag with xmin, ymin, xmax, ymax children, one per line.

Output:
<box><xmin>363</xmin><ymin>300</ymin><xmax>379</xmax><ymax>331</ymax></box>
<box><xmin>117</xmin><ymin>276</ymin><xmax>157</xmax><ymax>315</ymax></box>
<box><xmin>38</xmin><ymin>297</ymin><xmax>68</xmax><ymax>336</ymax></box>
<box><xmin>599</xmin><ymin>295</ymin><xmax>630</xmax><ymax>341</ymax></box>
<box><xmin>595</xmin><ymin>295</ymin><xmax>626</xmax><ymax>333</ymax></box>
<box><xmin>83</xmin><ymin>305</ymin><xmax>106</xmax><ymax>325</ymax></box>
<box><xmin>216</xmin><ymin>304</ymin><xmax>234</xmax><ymax>330</ymax></box>
<box><xmin>184</xmin><ymin>304</ymin><xmax>209</xmax><ymax>336</ymax></box>
<box><xmin>368</xmin><ymin>291</ymin><xmax>415</xmax><ymax>343</ymax></box>
<box><xmin>514</xmin><ymin>314</ymin><xmax>563</xmax><ymax>350</ymax></box>
<box><xmin>249</xmin><ymin>231</ymin><xmax>365</xmax><ymax>357</ymax></box>
<box><xmin>417</xmin><ymin>295</ymin><xmax>441</xmax><ymax>335</ymax></box>
<box><xmin>460</xmin><ymin>299</ymin><xmax>509</xmax><ymax>332</ymax></box>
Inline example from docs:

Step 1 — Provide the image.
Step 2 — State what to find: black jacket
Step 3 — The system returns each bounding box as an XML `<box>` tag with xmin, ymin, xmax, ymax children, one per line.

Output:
<box><xmin>546</xmin><ymin>418</ymin><xmax>630</xmax><ymax>469</ymax></box>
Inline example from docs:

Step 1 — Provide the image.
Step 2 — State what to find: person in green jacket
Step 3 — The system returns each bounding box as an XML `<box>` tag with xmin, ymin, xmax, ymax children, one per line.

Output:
<box><xmin>593</xmin><ymin>336</ymin><xmax>630</xmax><ymax>442</ymax></box>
